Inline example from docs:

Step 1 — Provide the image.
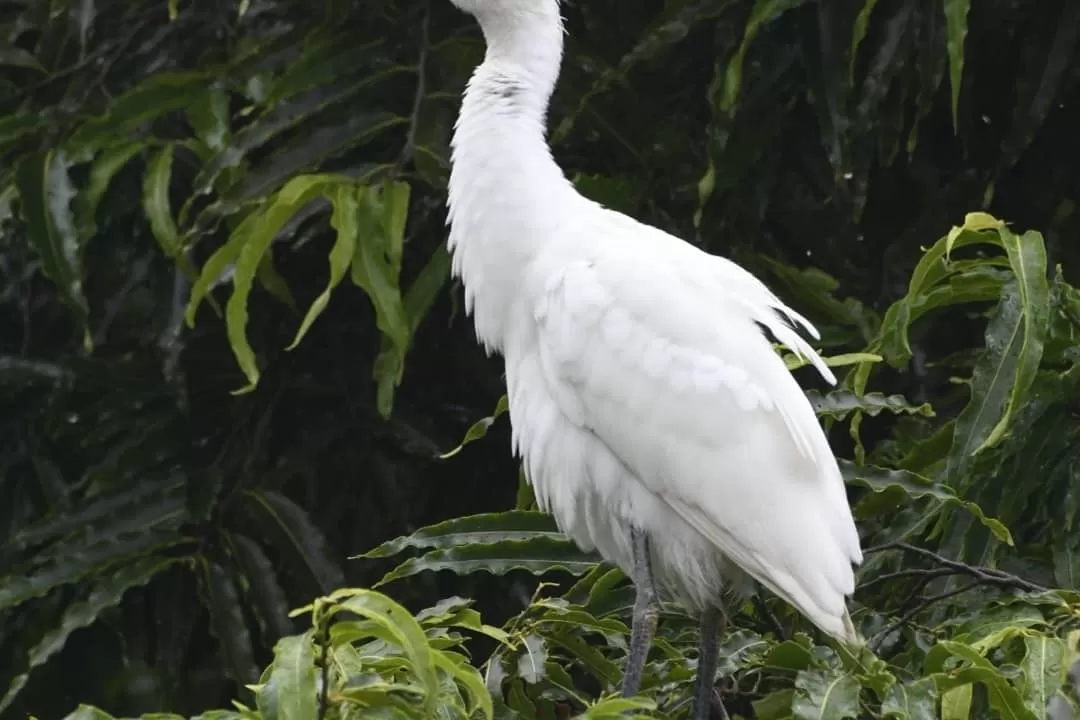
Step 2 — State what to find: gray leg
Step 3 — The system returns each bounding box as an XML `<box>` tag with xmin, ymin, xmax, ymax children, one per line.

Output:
<box><xmin>692</xmin><ymin>606</ymin><xmax>728</xmax><ymax>720</ymax></box>
<box><xmin>622</xmin><ymin>526</ymin><xmax>658</xmax><ymax>698</ymax></box>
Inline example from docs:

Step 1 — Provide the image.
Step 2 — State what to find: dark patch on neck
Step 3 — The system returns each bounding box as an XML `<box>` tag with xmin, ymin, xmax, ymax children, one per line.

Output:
<box><xmin>482</xmin><ymin>72</ymin><xmax>527</xmax><ymax>106</ymax></box>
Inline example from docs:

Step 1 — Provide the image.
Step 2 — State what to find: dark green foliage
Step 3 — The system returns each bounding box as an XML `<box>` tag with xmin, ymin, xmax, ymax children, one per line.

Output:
<box><xmin>2</xmin><ymin>0</ymin><xmax>1080</xmax><ymax>717</ymax></box>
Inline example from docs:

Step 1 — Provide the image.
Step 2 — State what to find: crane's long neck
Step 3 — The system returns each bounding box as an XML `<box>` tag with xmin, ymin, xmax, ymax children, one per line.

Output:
<box><xmin>447</xmin><ymin>7</ymin><xmax>581</xmax><ymax>353</ymax></box>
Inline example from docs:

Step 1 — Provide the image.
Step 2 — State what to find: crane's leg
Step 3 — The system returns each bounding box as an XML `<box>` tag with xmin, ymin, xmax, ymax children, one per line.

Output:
<box><xmin>622</xmin><ymin>526</ymin><xmax>658</xmax><ymax>698</ymax></box>
<box><xmin>692</xmin><ymin>606</ymin><xmax>729</xmax><ymax>720</ymax></box>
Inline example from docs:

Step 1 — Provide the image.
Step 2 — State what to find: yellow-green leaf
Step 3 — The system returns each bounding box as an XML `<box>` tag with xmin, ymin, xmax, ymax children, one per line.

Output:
<box><xmin>350</xmin><ymin>181</ymin><xmax>412</xmax><ymax>417</ymax></box>
<box><xmin>287</xmin><ymin>184</ymin><xmax>360</xmax><ymax>349</ymax></box>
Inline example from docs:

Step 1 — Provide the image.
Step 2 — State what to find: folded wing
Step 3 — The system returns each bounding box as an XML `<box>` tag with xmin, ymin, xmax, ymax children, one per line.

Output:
<box><xmin>528</xmin><ymin>213</ymin><xmax>863</xmax><ymax>642</ymax></box>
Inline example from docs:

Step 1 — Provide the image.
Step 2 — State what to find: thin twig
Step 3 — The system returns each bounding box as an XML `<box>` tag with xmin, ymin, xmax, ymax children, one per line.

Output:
<box><xmin>870</xmin><ymin>580</ymin><xmax>983</xmax><ymax>651</ymax></box>
<box><xmin>856</xmin><ymin>566</ymin><xmax>953</xmax><ymax>592</ymax></box>
<box><xmin>393</xmin><ymin>0</ymin><xmax>430</xmax><ymax>175</ymax></box>
<box><xmin>866</xmin><ymin>542</ymin><xmax>1047</xmax><ymax>593</ymax></box>
<box><xmin>864</xmin><ymin>542</ymin><xmax>1050</xmax><ymax>652</ymax></box>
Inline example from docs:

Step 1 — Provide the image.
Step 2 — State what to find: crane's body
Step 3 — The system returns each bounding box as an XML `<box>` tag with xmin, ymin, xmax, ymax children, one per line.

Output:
<box><xmin>446</xmin><ymin>0</ymin><xmax>863</xmax><ymax>714</ymax></box>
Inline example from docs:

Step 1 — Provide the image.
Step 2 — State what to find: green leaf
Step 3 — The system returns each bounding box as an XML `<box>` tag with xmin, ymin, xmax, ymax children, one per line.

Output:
<box><xmin>370</xmin><ymin>243</ymin><xmax>452</xmax><ymax>400</ymax></box>
<box><xmin>373</xmin><ymin>538</ymin><xmax>599</xmax><ymax>586</ymax></box>
<box><xmin>543</xmin><ymin>626</ymin><xmax>622</xmax><ymax>687</ymax></box>
<box><xmin>77</xmin><ymin>141</ymin><xmax>145</xmax><ymax>241</ymax></box>
<box><xmin>942</xmin><ymin>0</ymin><xmax>971</xmax><ymax>130</ymax></box>
<box><xmin>723</xmin><ymin>0</ymin><xmax>805</xmax><ymax>112</ymax></box>
<box><xmin>61</xmin><ymin>706</ymin><xmax>120</xmax><ymax>720</ymax></box>
<box><xmin>841</xmin><ymin>460</ymin><xmax>1013</xmax><ymax>544</ymax></box>
<box><xmin>576</xmin><ymin>696</ymin><xmax>655</xmax><ymax>719</ymax></box>
<box><xmin>807</xmin><ymin>390</ymin><xmax>934</xmax><ymax>421</ymax></box>
<box><xmin>753</xmin><ymin>688</ymin><xmax>797</xmax><ymax>720</ymax></box>
<box><xmin>13</xmin><ymin>476</ymin><xmax>183</xmax><ymax>549</ymax></box>
<box><xmin>517</xmin><ymin>634</ymin><xmax>548</xmax><ymax>685</ymax></box>
<box><xmin>257</xmin><ymin>633</ymin><xmax>318</xmax><ymax>720</ymax></box>
<box><xmin>359</xmin><ymin>511</ymin><xmax>563</xmax><ymax>559</ymax></box>
<box><xmin>187</xmin><ymin>86</ymin><xmax>231</xmax><ymax>153</ymax></box>
<box><xmin>199</xmin><ymin>558</ymin><xmax>260</xmax><ymax>687</ymax></box>
<box><xmin>402</xmin><ymin>244</ymin><xmax>451</xmax><ymax>337</ymax></box>
<box><xmin>881</xmin><ymin>678</ymin><xmax>938</xmax><ymax>719</ymax></box>
<box><xmin>948</xmin><ymin>273</ymin><xmax>1049</xmax><ymax>487</ymax></box>
<box><xmin>229</xmin><ymin>533</ymin><xmax>294</xmax><ymax>644</ymax></box>
<box><xmin>792</xmin><ymin>669</ymin><xmax>860</xmax><ymax>719</ymax></box>
<box><xmin>0</xmin><ymin>529</ymin><xmax>185</xmax><ymax>612</ymax></box>
<box><xmin>1018</xmin><ymin>635</ymin><xmax>1067</xmax><ymax>717</ymax></box>
<box><xmin>143</xmin><ymin>144</ymin><xmax>183</xmax><ymax>256</ymax></box>
<box><xmin>256</xmin><ymin>251</ymin><xmax>297</xmax><ymax>309</ymax></box>
<box><xmin>66</xmin><ymin>72</ymin><xmax>211</xmax><ymax>159</ymax></box>
<box><xmin>327</xmin><ymin>591</ymin><xmax>440</xmax><ymax>717</ymax></box>
<box><xmin>351</xmin><ymin>181</ymin><xmax>412</xmax><ymax>418</ymax></box>
<box><xmin>940</xmin><ymin>684</ymin><xmax>973</xmax><ymax>720</ymax></box>
<box><xmin>873</xmin><ymin>213</ymin><xmax>1009</xmax><ymax>369</ymax></box>
<box><xmin>287</xmin><ymin>183</ymin><xmax>360</xmax><ymax>349</ymax></box>
<box><xmin>186</xmin><ymin>174</ymin><xmax>342</xmax><ymax>391</ymax></box>
<box><xmin>985</xmin><ymin>229</ymin><xmax>1052</xmax><ymax>448</ymax></box>
<box><xmin>785</xmin><ymin>351</ymin><xmax>882</xmax><ymax>372</ymax></box>
<box><xmin>441</xmin><ymin>395</ymin><xmax>509</xmax><ymax>459</ymax></box>
<box><xmin>141</xmin><ymin>143</ymin><xmax>202</xmax><ymax>281</ymax></box>
<box><xmin>244</xmin><ymin>490</ymin><xmax>345</xmax><ymax>595</ymax></box>
<box><xmin>849</xmin><ymin>0</ymin><xmax>881</xmax><ymax>83</ymax></box>
<box><xmin>14</xmin><ymin>151</ymin><xmax>91</xmax><ymax>347</ymax></box>
<box><xmin>932</xmin><ymin>641</ymin><xmax>1038</xmax><ymax>720</ymax></box>
<box><xmin>431</xmin><ymin>649</ymin><xmax>494</xmax><ymax>720</ymax></box>
<box><xmin>0</xmin><ymin>556</ymin><xmax>180</xmax><ymax>714</ymax></box>
<box><xmin>1052</xmin><ymin>526</ymin><xmax>1080</xmax><ymax>590</ymax></box>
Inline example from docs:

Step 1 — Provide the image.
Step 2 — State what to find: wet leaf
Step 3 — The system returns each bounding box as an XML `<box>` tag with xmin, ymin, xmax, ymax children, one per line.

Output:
<box><xmin>142</xmin><ymin>143</ymin><xmax>183</xmax><ymax>257</ymax></box>
<box><xmin>807</xmin><ymin>390</ymin><xmax>933</xmax><ymax>421</ymax></box>
<box><xmin>66</xmin><ymin>72</ymin><xmax>210</xmax><ymax>159</ymax></box>
<box><xmin>359</xmin><ymin>511</ymin><xmax>563</xmax><ymax>559</ymax></box>
<box><xmin>199</xmin><ymin>558</ymin><xmax>260</xmax><ymax>687</ymax></box>
<box><xmin>948</xmin><ymin>271</ymin><xmax>1049</xmax><ymax>486</ymax></box>
<box><xmin>723</xmin><ymin>0</ymin><xmax>805</xmax><ymax>112</ymax></box>
<box><xmin>517</xmin><ymin>634</ymin><xmax>548</xmax><ymax>685</ymax></box>
<box><xmin>229</xmin><ymin>533</ymin><xmax>294</xmax><ymax>644</ymax></box>
<box><xmin>932</xmin><ymin>641</ymin><xmax>1038</xmax><ymax>720</ymax></box>
<box><xmin>849</xmin><ymin>0</ymin><xmax>881</xmax><ymax>83</ymax></box>
<box><xmin>842</xmin><ymin>461</ymin><xmax>1012</xmax><ymax>544</ymax></box>
<box><xmin>792</xmin><ymin>669</ymin><xmax>860</xmax><ymax>719</ymax></box>
<box><xmin>881</xmin><ymin>678</ymin><xmax>938</xmax><ymax>719</ymax></box>
<box><xmin>1019</xmin><ymin>635</ymin><xmax>1067</xmax><ymax>717</ymax></box>
<box><xmin>77</xmin><ymin>141</ymin><xmax>145</xmax><ymax>240</ymax></box>
<box><xmin>351</xmin><ymin>181</ymin><xmax>411</xmax><ymax>417</ymax></box>
<box><xmin>0</xmin><ymin>556</ymin><xmax>180</xmax><ymax>714</ymax></box>
<box><xmin>14</xmin><ymin>151</ymin><xmax>91</xmax><ymax>346</ymax></box>
<box><xmin>0</xmin><ymin>527</ymin><xmax>185</xmax><ymax>611</ymax></box>
<box><xmin>187</xmin><ymin>174</ymin><xmax>343</xmax><ymax>392</ymax></box>
<box><xmin>373</xmin><ymin>538</ymin><xmax>599</xmax><ymax>586</ymax></box>
<box><xmin>287</xmin><ymin>183</ymin><xmax>359</xmax><ymax>349</ymax></box>
<box><xmin>244</xmin><ymin>490</ymin><xmax>344</xmax><ymax>595</ymax></box>
<box><xmin>257</xmin><ymin>633</ymin><xmax>318</xmax><ymax>720</ymax></box>
<box><xmin>327</xmin><ymin>591</ymin><xmax>440</xmax><ymax>716</ymax></box>
<box><xmin>941</xmin><ymin>0</ymin><xmax>970</xmax><ymax>130</ymax></box>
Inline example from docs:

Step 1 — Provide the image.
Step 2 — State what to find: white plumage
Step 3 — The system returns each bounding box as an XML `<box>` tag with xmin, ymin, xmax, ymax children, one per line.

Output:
<box><xmin>445</xmin><ymin>0</ymin><xmax>863</xmax><ymax>705</ymax></box>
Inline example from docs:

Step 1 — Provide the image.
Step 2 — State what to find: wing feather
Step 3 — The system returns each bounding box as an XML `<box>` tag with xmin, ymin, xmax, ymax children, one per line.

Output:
<box><xmin>527</xmin><ymin>212</ymin><xmax>862</xmax><ymax>642</ymax></box>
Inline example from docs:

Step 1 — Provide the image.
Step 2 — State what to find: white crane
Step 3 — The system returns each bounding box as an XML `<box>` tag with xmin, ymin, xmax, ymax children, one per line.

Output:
<box><xmin>444</xmin><ymin>0</ymin><xmax>864</xmax><ymax>716</ymax></box>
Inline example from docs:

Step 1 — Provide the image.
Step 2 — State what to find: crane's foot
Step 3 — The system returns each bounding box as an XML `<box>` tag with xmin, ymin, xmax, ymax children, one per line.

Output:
<box><xmin>622</xmin><ymin>526</ymin><xmax>658</xmax><ymax>698</ymax></box>
<box><xmin>691</xmin><ymin>606</ymin><xmax>729</xmax><ymax>720</ymax></box>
